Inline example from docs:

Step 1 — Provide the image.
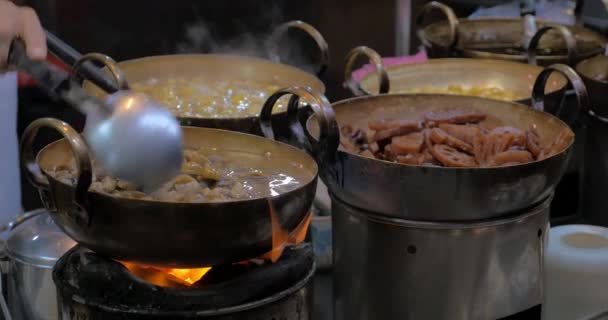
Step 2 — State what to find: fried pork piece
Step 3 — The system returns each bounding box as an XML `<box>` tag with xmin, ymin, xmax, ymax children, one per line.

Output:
<box><xmin>370</xmin><ymin>120</ymin><xmax>423</xmax><ymax>142</ymax></box>
<box><xmin>423</xmin><ymin>108</ymin><xmax>486</xmax><ymax>125</ymax></box>
<box><xmin>538</xmin><ymin>128</ymin><xmax>574</xmax><ymax>160</ymax></box>
<box><xmin>526</xmin><ymin>126</ymin><xmax>542</xmax><ymax>158</ymax></box>
<box><xmin>391</xmin><ymin>132</ymin><xmax>424</xmax><ymax>154</ymax></box>
<box><xmin>429</xmin><ymin>144</ymin><xmax>477</xmax><ymax>167</ymax></box>
<box><xmin>429</xmin><ymin>128</ymin><xmax>473</xmax><ymax>153</ymax></box>
<box><xmin>487</xmin><ymin>150</ymin><xmax>533</xmax><ymax>167</ymax></box>
<box><xmin>438</xmin><ymin>123</ymin><xmax>481</xmax><ymax>145</ymax></box>
<box><xmin>397</xmin><ymin>153</ymin><xmax>425</xmax><ymax>165</ymax></box>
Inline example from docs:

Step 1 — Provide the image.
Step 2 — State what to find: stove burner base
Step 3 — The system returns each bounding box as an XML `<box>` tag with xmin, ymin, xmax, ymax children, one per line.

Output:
<box><xmin>54</xmin><ymin>244</ymin><xmax>314</xmax><ymax>319</ymax></box>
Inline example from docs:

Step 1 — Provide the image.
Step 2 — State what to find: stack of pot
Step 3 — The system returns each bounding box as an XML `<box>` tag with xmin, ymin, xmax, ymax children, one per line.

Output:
<box><xmin>259</xmin><ymin>57</ymin><xmax>588</xmax><ymax>318</ymax></box>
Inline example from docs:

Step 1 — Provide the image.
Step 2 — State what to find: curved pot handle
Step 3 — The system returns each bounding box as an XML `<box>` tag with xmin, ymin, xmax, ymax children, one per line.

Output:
<box><xmin>532</xmin><ymin>64</ymin><xmax>589</xmax><ymax>126</ymax></box>
<box><xmin>20</xmin><ymin>118</ymin><xmax>92</xmax><ymax>223</ymax></box>
<box><xmin>260</xmin><ymin>86</ymin><xmax>339</xmax><ymax>170</ymax></box>
<box><xmin>527</xmin><ymin>26</ymin><xmax>577</xmax><ymax>66</ymax></box>
<box><xmin>343</xmin><ymin>46</ymin><xmax>390</xmax><ymax>96</ymax></box>
<box><xmin>415</xmin><ymin>1</ymin><xmax>459</xmax><ymax>50</ymax></box>
<box><xmin>70</xmin><ymin>53</ymin><xmax>130</xmax><ymax>90</ymax></box>
<box><xmin>268</xmin><ymin>20</ymin><xmax>330</xmax><ymax>76</ymax></box>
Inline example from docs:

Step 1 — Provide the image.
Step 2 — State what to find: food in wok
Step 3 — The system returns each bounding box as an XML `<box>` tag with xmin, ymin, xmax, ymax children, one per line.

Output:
<box><xmin>341</xmin><ymin>108</ymin><xmax>573</xmax><ymax>168</ymax></box>
<box><xmin>131</xmin><ymin>78</ymin><xmax>303</xmax><ymax>118</ymax></box>
<box><xmin>399</xmin><ymin>85</ymin><xmax>522</xmax><ymax>101</ymax></box>
<box><xmin>49</xmin><ymin>146</ymin><xmax>302</xmax><ymax>202</ymax></box>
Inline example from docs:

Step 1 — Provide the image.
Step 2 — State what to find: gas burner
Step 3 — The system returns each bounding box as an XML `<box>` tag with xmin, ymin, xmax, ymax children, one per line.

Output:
<box><xmin>54</xmin><ymin>243</ymin><xmax>314</xmax><ymax>319</ymax></box>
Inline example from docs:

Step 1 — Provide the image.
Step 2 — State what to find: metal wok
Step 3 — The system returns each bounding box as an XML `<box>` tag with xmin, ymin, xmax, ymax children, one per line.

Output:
<box><xmin>21</xmin><ymin>119</ymin><xmax>318</xmax><ymax>267</ymax></box>
<box><xmin>343</xmin><ymin>46</ymin><xmax>567</xmax><ymax>106</ymax></box>
<box><xmin>80</xmin><ymin>20</ymin><xmax>327</xmax><ymax>135</ymax></box>
<box><xmin>416</xmin><ymin>2</ymin><xmax>606</xmax><ymax>66</ymax></box>
<box><xmin>576</xmin><ymin>54</ymin><xmax>608</xmax><ymax>118</ymax></box>
<box><xmin>260</xmin><ymin>65</ymin><xmax>585</xmax><ymax>221</ymax></box>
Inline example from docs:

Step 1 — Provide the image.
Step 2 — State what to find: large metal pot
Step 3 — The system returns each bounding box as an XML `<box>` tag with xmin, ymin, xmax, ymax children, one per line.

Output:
<box><xmin>3</xmin><ymin>209</ymin><xmax>75</xmax><ymax>320</ymax></box>
<box><xmin>343</xmin><ymin>46</ymin><xmax>567</xmax><ymax>106</ymax></box>
<box><xmin>79</xmin><ymin>20</ymin><xmax>327</xmax><ymax>136</ymax></box>
<box><xmin>260</xmin><ymin>65</ymin><xmax>584</xmax><ymax>221</ymax></box>
<box><xmin>416</xmin><ymin>2</ymin><xmax>606</xmax><ymax>66</ymax></box>
<box><xmin>21</xmin><ymin>118</ymin><xmax>318</xmax><ymax>268</ymax></box>
<box><xmin>331</xmin><ymin>193</ymin><xmax>550</xmax><ymax>320</ymax></box>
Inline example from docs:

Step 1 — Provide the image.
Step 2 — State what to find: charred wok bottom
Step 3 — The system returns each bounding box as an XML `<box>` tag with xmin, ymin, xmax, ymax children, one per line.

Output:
<box><xmin>53</xmin><ymin>244</ymin><xmax>314</xmax><ymax>319</ymax></box>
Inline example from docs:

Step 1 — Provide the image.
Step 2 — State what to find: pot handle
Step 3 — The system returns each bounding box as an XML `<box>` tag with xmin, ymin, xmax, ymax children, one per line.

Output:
<box><xmin>527</xmin><ymin>26</ymin><xmax>577</xmax><ymax>66</ymax></box>
<box><xmin>532</xmin><ymin>64</ymin><xmax>589</xmax><ymax>126</ymax></box>
<box><xmin>20</xmin><ymin>118</ymin><xmax>92</xmax><ymax>219</ymax></box>
<box><xmin>70</xmin><ymin>53</ymin><xmax>130</xmax><ymax>90</ymax></box>
<box><xmin>415</xmin><ymin>1</ymin><xmax>459</xmax><ymax>50</ymax></box>
<box><xmin>268</xmin><ymin>20</ymin><xmax>330</xmax><ymax>76</ymax></box>
<box><xmin>260</xmin><ymin>86</ymin><xmax>339</xmax><ymax>167</ymax></box>
<box><xmin>343</xmin><ymin>46</ymin><xmax>390</xmax><ymax>96</ymax></box>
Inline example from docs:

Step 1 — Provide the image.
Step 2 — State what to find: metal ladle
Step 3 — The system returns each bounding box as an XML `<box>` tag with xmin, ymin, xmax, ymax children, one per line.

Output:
<box><xmin>8</xmin><ymin>39</ymin><xmax>183</xmax><ymax>189</ymax></box>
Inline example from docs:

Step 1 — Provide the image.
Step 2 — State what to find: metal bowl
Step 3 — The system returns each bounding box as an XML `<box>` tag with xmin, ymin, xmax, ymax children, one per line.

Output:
<box><xmin>576</xmin><ymin>54</ymin><xmax>608</xmax><ymax>117</ymax></box>
<box><xmin>21</xmin><ymin>119</ymin><xmax>318</xmax><ymax>267</ymax></box>
<box><xmin>343</xmin><ymin>46</ymin><xmax>567</xmax><ymax>106</ymax></box>
<box><xmin>259</xmin><ymin>77</ymin><xmax>583</xmax><ymax>221</ymax></box>
<box><xmin>416</xmin><ymin>2</ymin><xmax>606</xmax><ymax>66</ymax></box>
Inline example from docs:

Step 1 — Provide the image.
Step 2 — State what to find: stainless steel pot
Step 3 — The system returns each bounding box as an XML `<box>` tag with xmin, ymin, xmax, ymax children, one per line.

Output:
<box><xmin>331</xmin><ymin>193</ymin><xmax>550</xmax><ymax>320</ymax></box>
<box><xmin>260</xmin><ymin>67</ymin><xmax>584</xmax><ymax>221</ymax></box>
<box><xmin>343</xmin><ymin>46</ymin><xmax>567</xmax><ymax>106</ymax></box>
<box><xmin>21</xmin><ymin>118</ymin><xmax>318</xmax><ymax>268</ymax></box>
<box><xmin>79</xmin><ymin>20</ymin><xmax>327</xmax><ymax>136</ymax></box>
<box><xmin>416</xmin><ymin>2</ymin><xmax>606</xmax><ymax>66</ymax></box>
<box><xmin>3</xmin><ymin>209</ymin><xmax>76</xmax><ymax>320</ymax></box>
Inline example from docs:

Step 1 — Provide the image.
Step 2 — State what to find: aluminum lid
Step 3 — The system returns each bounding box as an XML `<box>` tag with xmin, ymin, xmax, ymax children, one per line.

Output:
<box><xmin>6</xmin><ymin>209</ymin><xmax>76</xmax><ymax>267</ymax></box>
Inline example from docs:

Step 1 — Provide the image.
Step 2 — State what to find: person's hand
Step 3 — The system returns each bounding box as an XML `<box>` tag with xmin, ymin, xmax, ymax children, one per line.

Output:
<box><xmin>0</xmin><ymin>0</ymin><xmax>46</xmax><ymax>70</ymax></box>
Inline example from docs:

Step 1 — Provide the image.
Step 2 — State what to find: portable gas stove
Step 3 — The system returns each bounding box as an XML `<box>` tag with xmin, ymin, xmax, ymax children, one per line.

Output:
<box><xmin>54</xmin><ymin>243</ymin><xmax>314</xmax><ymax>319</ymax></box>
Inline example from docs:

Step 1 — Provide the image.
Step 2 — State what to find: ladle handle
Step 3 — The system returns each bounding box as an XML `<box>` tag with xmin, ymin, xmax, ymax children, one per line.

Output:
<box><xmin>343</xmin><ymin>46</ymin><xmax>390</xmax><ymax>96</ymax></box>
<box><xmin>415</xmin><ymin>1</ymin><xmax>459</xmax><ymax>50</ymax></box>
<box><xmin>268</xmin><ymin>20</ymin><xmax>330</xmax><ymax>76</ymax></box>
<box><xmin>20</xmin><ymin>118</ymin><xmax>92</xmax><ymax>225</ymax></box>
<box><xmin>46</xmin><ymin>30</ymin><xmax>120</xmax><ymax>93</ymax></box>
<box><xmin>532</xmin><ymin>64</ymin><xmax>589</xmax><ymax>126</ymax></box>
<box><xmin>260</xmin><ymin>87</ymin><xmax>339</xmax><ymax>176</ymax></box>
<box><xmin>527</xmin><ymin>26</ymin><xmax>578</xmax><ymax>66</ymax></box>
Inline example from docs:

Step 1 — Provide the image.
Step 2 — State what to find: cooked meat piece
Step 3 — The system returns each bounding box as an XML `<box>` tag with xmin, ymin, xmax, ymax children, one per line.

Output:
<box><xmin>487</xmin><ymin>150</ymin><xmax>533</xmax><ymax>166</ymax></box>
<box><xmin>429</xmin><ymin>128</ymin><xmax>474</xmax><ymax>153</ymax></box>
<box><xmin>397</xmin><ymin>153</ymin><xmax>425</xmax><ymax>165</ymax></box>
<box><xmin>391</xmin><ymin>132</ymin><xmax>424</xmax><ymax>154</ymax></box>
<box><xmin>438</xmin><ymin>123</ymin><xmax>481</xmax><ymax>145</ymax></box>
<box><xmin>526</xmin><ymin>126</ymin><xmax>542</xmax><ymax>158</ymax></box>
<box><xmin>488</xmin><ymin>126</ymin><xmax>527</xmax><ymax>152</ymax></box>
<box><xmin>538</xmin><ymin>128</ymin><xmax>574</xmax><ymax>160</ymax></box>
<box><xmin>429</xmin><ymin>144</ymin><xmax>477</xmax><ymax>167</ymax></box>
<box><xmin>424</xmin><ymin>108</ymin><xmax>486</xmax><ymax>125</ymax></box>
<box><xmin>472</xmin><ymin>134</ymin><xmax>487</xmax><ymax>165</ymax></box>
<box><xmin>371</xmin><ymin>120</ymin><xmax>423</xmax><ymax>142</ymax></box>
<box><xmin>369</xmin><ymin>119</ymin><xmax>421</xmax><ymax>131</ymax></box>
<box><xmin>383</xmin><ymin>144</ymin><xmax>397</xmax><ymax>161</ymax></box>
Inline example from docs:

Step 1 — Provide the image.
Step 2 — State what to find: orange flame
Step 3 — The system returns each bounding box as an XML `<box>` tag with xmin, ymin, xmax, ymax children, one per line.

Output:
<box><xmin>262</xmin><ymin>203</ymin><xmax>313</xmax><ymax>263</ymax></box>
<box><xmin>120</xmin><ymin>262</ymin><xmax>211</xmax><ymax>287</ymax></box>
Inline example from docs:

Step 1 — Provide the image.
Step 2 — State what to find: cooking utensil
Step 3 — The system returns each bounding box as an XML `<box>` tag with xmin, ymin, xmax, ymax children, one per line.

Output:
<box><xmin>416</xmin><ymin>1</ymin><xmax>605</xmax><ymax>66</ymax></box>
<box><xmin>9</xmin><ymin>39</ymin><xmax>183</xmax><ymax>189</ymax></box>
<box><xmin>260</xmin><ymin>66</ymin><xmax>585</xmax><ymax>220</ymax></box>
<box><xmin>3</xmin><ymin>209</ymin><xmax>75</xmax><ymax>320</ymax></box>
<box><xmin>332</xmin><ymin>193</ymin><xmax>549</xmax><ymax>320</ymax></box>
<box><xmin>68</xmin><ymin>20</ymin><xmax>327</xmax><ymax>136</ymax></box>
<box><xmin>343</xmin><ymin>46</ymin><xmax>567</xmax><ymax>106</ymax></box>
<box><xmin>543</xmin><ymin>225</ymin><xmax>608</xmax><ymax>320</ymax></box>
<box><xmin>576</xmin><ymin>54</ymin><xmax>608</xmax><ymax>118</ymax></box>
<box><xmin>21</xmin><ymin>118</ymin><xmax>318</xmax><ymax>267</ymax></box>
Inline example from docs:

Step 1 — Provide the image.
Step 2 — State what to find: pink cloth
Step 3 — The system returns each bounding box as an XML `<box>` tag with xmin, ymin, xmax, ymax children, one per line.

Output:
<box><xmin>351</xmin><ymin>50</ymin><xmax>428</xmax><ymax>82</ymax></box>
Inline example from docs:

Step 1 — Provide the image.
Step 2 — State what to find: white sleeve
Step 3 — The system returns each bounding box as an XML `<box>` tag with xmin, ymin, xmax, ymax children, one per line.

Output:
<box><xmin>0</xmin><ymin>71</ymin><xmax>22</xmax><ymax>236</ymax></box>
